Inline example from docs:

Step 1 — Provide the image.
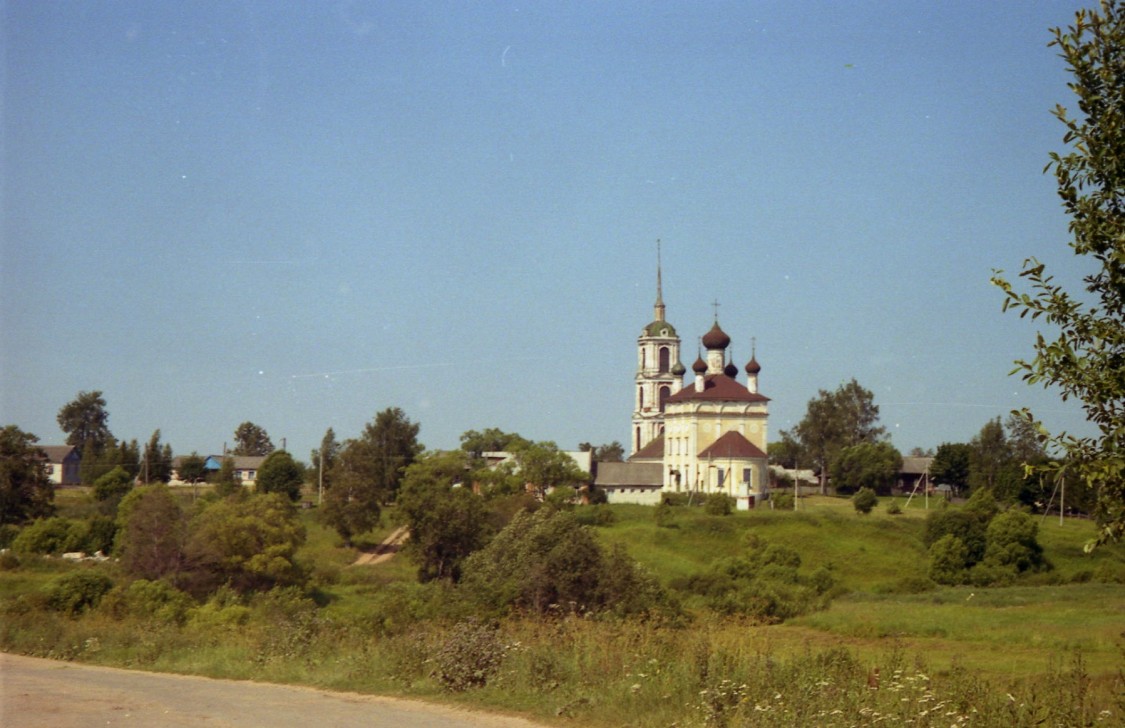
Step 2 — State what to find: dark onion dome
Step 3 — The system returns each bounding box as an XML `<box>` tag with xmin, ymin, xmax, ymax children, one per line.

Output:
<box><xmin>692</xmin><ymin>356</ymin><xmax>708</xmax><ymax>373</ymax></box>
<box><xmin>724</xmin><ymin>360</ymin><xmax>739</xmax><ymax>377</ymax></box>
<box><xmin>671</xmin><ymin>361</ymin><xmax>686</xmax><ymax>375</ymax></box>
<box><xmin>643</xmin><ymin>320</ymin><xmax>677</xmax><ymax>337</ymax></box>
<box><xmin>745</xmin><ymin>355</ymin><xmax>761</xmax><ymax>375</ymax></box>
<box><xmin>701</xmin><ymin>322</ymin><xmax>731</xmax><ymax>350</ymax></box>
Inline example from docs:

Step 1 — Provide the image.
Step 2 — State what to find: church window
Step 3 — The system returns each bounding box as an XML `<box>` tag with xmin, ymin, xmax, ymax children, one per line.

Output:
<box><xmin>742</xmin><ymin>468</ymin><xmax>752</xmax><ymax>485</ymax></box>
<box><xmin>658</xmin><ymin>385</ymin><xmax>670</xmax><ymax>412</ymax></box>
<box><xmin>641</xmin><ymin>348</ymin><xmax>647</xmax><ymax>369</ymax></box>
<box><xmin>659</xmin><ymin>346</ymin><xmax>670</xmax><ymax>373</ymax></box>
<box><xmin>638</xmin><ymin>386</ymin><xmax>644</xmax><ymax>410</ymax></box>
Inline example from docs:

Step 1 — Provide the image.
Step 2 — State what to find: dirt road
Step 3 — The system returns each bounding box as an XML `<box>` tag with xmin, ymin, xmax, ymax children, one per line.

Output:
<box><xmin>0</xmin><ymin>653</ymin><xmax>546</xmax><ymax>728</ymax></box>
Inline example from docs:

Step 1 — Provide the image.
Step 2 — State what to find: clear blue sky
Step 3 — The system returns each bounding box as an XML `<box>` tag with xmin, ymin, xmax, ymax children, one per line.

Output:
<box><xmin>1</xmin><ymin>1</ymin><xmax>1099</xmax><ymax>461</ymax></box>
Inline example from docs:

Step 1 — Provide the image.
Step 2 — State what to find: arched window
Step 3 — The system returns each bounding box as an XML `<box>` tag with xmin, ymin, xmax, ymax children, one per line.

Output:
<box><xmin>641</xmin><ymin>348</ymin><xmax>647</xmax><ymax>370</ymax></box>
<box><xmin>658</xmin><ymin>385</ymin><xmax>671</xmax><ymax>412</ymax></box>
<box><xmin>634</xmin><ymin>427</ymin><xmax>641</xmax><ymax>452</ymax></box>
<box><xmin>658</xmin><ymin>346</ymin><xmax>670</xmax><ymax>373</ymax></box>
<box><xmin>638</xmin><ymin>386</ymin><xmax>645</xmax><ymax>410</ymax></box>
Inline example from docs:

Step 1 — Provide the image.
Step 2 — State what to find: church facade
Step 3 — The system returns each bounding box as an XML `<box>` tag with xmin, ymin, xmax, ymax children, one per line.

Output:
<box><xmin>599</xmin><ymin>256</ymin><xmax>771</xmax><ymax>509</ymax></box>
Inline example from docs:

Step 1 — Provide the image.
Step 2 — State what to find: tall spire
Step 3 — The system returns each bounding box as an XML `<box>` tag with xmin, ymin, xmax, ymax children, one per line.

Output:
<box><xmin>654</xmin><ymin>239</ymin><xmax>665</xmax><ymax>322</ymax></box>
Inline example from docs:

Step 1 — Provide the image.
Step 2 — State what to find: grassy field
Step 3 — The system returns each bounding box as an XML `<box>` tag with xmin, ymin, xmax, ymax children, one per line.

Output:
<box><xmin>2</xmin><ymin>489</ymin><xmax>1123</xmax><ymax>726</ymax></box>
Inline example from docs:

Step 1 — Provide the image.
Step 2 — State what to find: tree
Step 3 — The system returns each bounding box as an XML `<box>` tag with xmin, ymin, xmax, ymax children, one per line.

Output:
<box><xmin>783</xmin><ymin>379</ymin><xmax>887</xmax><ymax>493</ymax></box>
<box><xmin>115</xmin><ymin>484</ymin><xmax>187</xmax><ymax>581</ymax></box>
<box><xmin>213</xmin><ymin>456</ymin><xmax>240</xmax><ymax>497</ymax></box>
<box><xmin>0</xmin><ymin>425</ymin><xmax>54</xmax><ymax>525</ymax></box>
<box><xmin>186</xmin><ymin>493</ymin><xmax>306</xmax><ymax>593</ymax></box>
<box><xmin>92</xmin><ymin>466</ymin><xmax>133</xmax><ymax>508</ymax></box>
<box><xmin>968</xmin><ymin>418</ymin><xmax>1023</xmax><ymax>501</ymax></box>
<box><xmin>578</xmin><ymin>441</ymin><xmax>625</xmax><ymax>462</ymax></box>
<box><xmin>830</xmin><ymin>441</ymin><xmax>902</xmax><ymax>495</ymax></box>
<box><xmin>57</xmin><ymin>390</ymin><xmax>113</xmax><ymax>454</ymax></box>
<box><xmin>142</xmin><ymin>430</ymin><xmax>173</xmax><ymax>484</ymax></box>
<box><xmin>459</xmin><ymin>427</ymin><xmax>531</xmax><ymax>455</ymax></box>
<box><xmin>255</xmin><ymin>450</ymin><xmax>304</xmax><ymax>501</ymax></box>
<box><xmin>232</xmin><ymin>421</ymin><xmax>274</xmax><ymax>456</ymax></box>
<box><xmin>992</xmin><ymin>0</ymin><xmax>1125</xmax><ymax>547</ymax></box>
<box><xmin>930</xmin><ymin>443</ymin><xmax>972</xmax><ymax>494</ymax></box>
<box><xmin>322</xmin><ymin>407</ymin><xmax>422</xmax><ymax>544</ymax></box>
<box><xmin>397</xmin><ymin>450</ymin><xmax>490</xmax><ymax>582</ymax></box>
<box><xmin>310</xmin><ymin>427</ymin><xmax>340</xmax><ymax>500</ymax></box>
<box><xmin>512</xmin><ymin>441</ymin><xmax>590</xmax><ymax>499</ymax></box>
<box><xmin>177</xmin><ymin>453</ymin><xmax>206</xmax><ymax>484</ymax></box>
<box><xmin>852</xmin><ymin>487</ymin><xmax>878</xmax><ymax>515</ymax></box>
<box><xmin>767</xmin><ymin>435</ymin><xmax>803</xmax><ymax>470</ymax></box>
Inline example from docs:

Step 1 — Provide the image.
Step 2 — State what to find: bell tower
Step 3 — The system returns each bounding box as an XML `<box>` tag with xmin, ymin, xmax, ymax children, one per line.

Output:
<box><xmin>632</xmin><ymin>241</ymin><xmax>683</xmax><ymax>455</ymax></box>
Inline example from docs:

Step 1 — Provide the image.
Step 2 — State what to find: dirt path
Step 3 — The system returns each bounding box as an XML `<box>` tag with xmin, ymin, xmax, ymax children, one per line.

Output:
<box><xmin>0</xmin><ymin>653</ymin><xmax>547</xmax><ymax>728</ymax></box>
<box><xmin>352</xmin><ymin>526</ymin><xmax>409</xmax><ymax>566</ymax></box>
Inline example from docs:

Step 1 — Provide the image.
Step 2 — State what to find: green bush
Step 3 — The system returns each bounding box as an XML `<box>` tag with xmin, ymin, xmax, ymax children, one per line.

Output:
<box><xmin>82</xmin><ymin>516</ymin><xmax>117</xmax><ymax>554</ymax></box>
<box><xmin>705</xmin><ymin>493</ymin><xmax>735</xmax><ymax>516</ymax></box>
<box><xmin>928</xmin><ymin>534</ymin><xmax>970</xmax><ymax>585</ymax></box>
<box><xmin>983</xmin><ymin>510</ymin><xmax>1050</xmax><ymax>574</ymax></box>
<box><xmin>853</xmin><ymin>487</ymin><xmax>878</xmax><ymax>515</ymax></box>
<box><xmin>0</xmin><ymin>523</ymin><xmax>20</xmax><ymax>548</ymax></box>
<box><xmin>11</xmin><ymin>517</ymin><xmax>85</xmax><ymax>555</ymax></box>
<box><xmin>434</xmin><ymin>619</ymin><xmax>505</xmax><ymax>692</ymax></box>
<box><xmin>93</xmin><ymin>466</ymin><xmax>134</xmax><ymax>505</ymax></box>
<box><xmin>771</xmin><ymin>492</ymin><xmax>794</xmax><ymax>510</ymax></box>
<box><xmin>45</xmin><ymin>569</ymin><xmax>114</xmax><ymax>615</ymax></box>
<box><xmin>661</xmin><ymin>492</ymin><xmax>691</xmax><ymax>507</ymax></box>
<box><xmin>573</xmin><ymin>504</ymin><xmax>616</xmax><ymax>527</ymax></box>
<box><xmin>886</xmin><ymin>501</ymin><xmax>902</xmax><ymax>515</ymax></box>
<box><xmin>0</xmin><ymin>550</ymin><xmax>20</xmax><ymax>570</ymax></box>
<box><xmin>101</xmin><ymin>579</ymin><xmax>193</xmax><ymax>624</ymax></box>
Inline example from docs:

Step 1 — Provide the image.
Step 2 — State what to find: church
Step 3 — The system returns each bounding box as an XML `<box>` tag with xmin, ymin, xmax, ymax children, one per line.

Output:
<box><xmin>595</xmin><ymin>253</ymin><xmax>771</xmax><ymax>509</ymax></box>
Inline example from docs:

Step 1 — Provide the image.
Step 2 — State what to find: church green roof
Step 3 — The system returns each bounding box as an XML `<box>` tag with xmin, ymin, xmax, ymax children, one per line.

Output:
<box><xmin>643</xmin><ymin>320</ymin><xmax>677</xmax><ymax>337</ymax></box>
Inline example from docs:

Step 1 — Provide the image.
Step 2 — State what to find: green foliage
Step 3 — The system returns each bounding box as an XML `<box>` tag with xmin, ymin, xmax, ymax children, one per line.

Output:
<box><xmin>459</xmin><ymin>427</ymin><xmax>530</xmax><ymax>455</ymax></box>
<box><xmin>309</xmin><ymin>428</ymin><xmax>339</xmax><ymax>496</ymax></box>
<box><xmin>177</xmin><ymin>453</ymin><xmax>206</xmax><ymax>484</ymax></box>
<box><xmin>771</xmin><ymin>492</ymin><xmax>795</xmax><ymax>510</ymax></box>
<box><xmin>924</xmin><ymin>509</ymin><xmax>988</xmax><ymax>565</ymax></box>
<box><xmin>186</xmin><ymin>493</ymin><xmax>306</xmax><ymax>593</ymax></box>
<box><xmin>213</xmin><ymin>456</ymin><xmax>239</xmax><ymax>497</ymax></box>
<box><xmin>704</xmin><ymin>493</ymin><xmax>734</xmax><ymax>516</ymax></box>
<box><xmin>232</xmin><ymin>421</ymin><xmax>274</xmax><ymax>456</ymax></box>
<box><xmin>255</xmin><ymin>450</ymin><xmax>304</xmax><ymax>501</ymax></box>
<box><xmin>115</xmin><ymin>485</ymin><xmax>186</xmax><ymax>580</ymax></box>
<box><xmin>45</xmin><ymin>569</ymin><xmax>114</xmax><ymax>615</ymax></box>
<box><xmin>11</xmin><ymin>516</ymin><xmax>86</xmax><ymax>555</ymax></box>
<box><xmin>992</xmin><ymin>0</ymin><xmax>1125</xmax><ymax>547</ymax></box>
<box><xmin>92</xmin><ymin>465</ymin><xmax>133</xmax><ymax>505</ymax></box>
<box><xmin>673</xmin><ymin>535</ymin><xmax>835</xmax><ymax>622</ymax></box>
<box><xmin>141</xmin><ymin>430</ymin><xmax>173</xmax><ymax>483</ymax></box>
<box><xmin>82</xmin><ymin>516</ymin><xmax>117</xmax><ymax>554</ymax></box>
<box><xmin>781</xmin><ymin>379</ymin><xmax>887</xmax><ymax>492</ymax></box>
<box><xmin>930</xmin><ymin>442</ymin><xmax>972</xmax><ymax>494</ymax></box>
<box><xmin>434</xmin><ymin>619</ymin><xmax>505</xmax><ymax>692</ymax></box>
<box><xmin>831</xmin><ymin>442</ymin><xmax>902</xmax><ymax>496</ymax></box>
<box><xmin>885</xmin><ymin>501</ymin><xmax>902</xmax><ymax>515</ymax></box>
<box><xmin>397</xmin><ymin>451</ymin><xmax>490</xmax><ymax>582</ymax></box>
<box><xmin>101</xmin><ymin>578</ymin><xmax>192</xmax><ymax>624</ymax></box>
<box><xmin>511</xmin><ymin>441</ymin><xmax>590</xmax><ymax>498</ymax></box>
<box><xmin>852</xmin><ymin>487</ymin><xmax>878</xmax><ymax>515</ymax></box>
<box><xmin>984</xmin><ymin>510</ymin><xmax>1049</xmax><ymax>574</ymax></box>
<box><xmin>323</xmin><ymin>408</ymin><xmax>421</xmax><ymax>544</ymax></box>
<box><xmin>578</xmin><ymin>441</ymin><xmax>625</xmax><ymax>462</ymax></box>
<box><xmin>0</xmin><ymin>425</ymin><xmax>54</xmax><ymax>524</ymax></box>
<box><xmin>56</xmin><ymin>390</ymin><xmax>112</xmax><ymax>453</ymax></box>
<box><xmin>928</xmin><ymin>534</ymin><xmax>970</xmax><ymax>585</ymax></box>
<box><xmin>460</xmin><ymin>508</ymin><xmax>664</xmax><ymax>617</ymax></box>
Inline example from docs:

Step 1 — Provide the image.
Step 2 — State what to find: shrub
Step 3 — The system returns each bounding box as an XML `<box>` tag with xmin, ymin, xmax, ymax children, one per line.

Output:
<box><xmin>82</xmin><ymin>516</ymin><xmax>117</xmax><ymax>554</ymax></box>
<box><xmin>0</xmin><ymin>523</ymin><xmax>20</xmax><ymax>548</ymax></box>
<box><xmin>45</xmin><ymin>569</ymin><xmax>114</xmax><ymax>615</ymax></box>
<box><xmin>434</xmin><ymin>619</ymin><xmax>505</xmax><ymax>692</ymax></box>
<box><xmin>771</xmin><ymin>492</ymin><xmax>794</xmax><ymax>510</ymax></box>
<box><xmin>101</xmin><ymin>579</ymin><xmax>193</xmax><ymax>624</ymax></box>
<box><xmin>705</xmin><ymin>493</ymin><xmax>735</xmax><ymax>516</ymax></box>
<box><xmin>923</xmin><ymin>509</ymin><xmax>987</xmax><ymax>564</ymax></box>
<box><xmin>93</xmin><ymin>466</ymin><xmax>134</xmax><ymax>507</ymax></box>
<box><xmin>573</xmin><ymin>504</ymin><xmax>615</xmax><ymax>527</ymax></box>
<box><xmin>928</xmin><ymin>534</ymin><xmax>969</xmax><ymax>585</ymax></box>
<box><xmin>11</xmin><ymin>517</ymin><xmax>85</xmax><ymax>555</ymax></box>
<box><xmin>653</xmin><ymin>500</ymin><xmax>676</xmax><ymax>527</ymax></box>
<box><xmin>853</xmin><ymin>487</ymin><xmax>878</xmax><ymax>514</ymax></box>
<box><xmin>661</xmin><ymin>492</ymin><xmax>691</xmax><ymax>507</ymax></box>
<box><xmin>0</xmin><ymin>550</ymin><xmax>20</xmax><ymax>570</ymax></box>
<box><xmin>983</xmin><ymin>510</ymin><xmax>1050</xmax><ymax>574</ymax></box>
<box><xmin>886</xmin><ymin>501</ymin><xmax>902</xmax><ymax>515</ymax></box>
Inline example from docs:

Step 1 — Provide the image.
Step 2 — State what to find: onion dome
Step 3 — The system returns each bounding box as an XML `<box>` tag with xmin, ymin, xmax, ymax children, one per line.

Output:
<box><xmin>745</xmin><ymin>355</ymin><xmax>761</xmax><ymax>375</ymax></box>
<box><xmin>723</xmin><ymin>360</ymin><xmax>739</xmax><ymax>377</ymax></box>
<box><xmin>701</xmin><ymin>322</ymin><xmax>731</xmax><ymax>350</ymax></box>
<box><xmin>692</xmin><ymin>356</ymin><xmax>708</xmax><ymax>374</ymax></box>
<box><xmin>671</xmin><ymin>361</ymin><xmax>686</xmax><ymax>376</ymax></box>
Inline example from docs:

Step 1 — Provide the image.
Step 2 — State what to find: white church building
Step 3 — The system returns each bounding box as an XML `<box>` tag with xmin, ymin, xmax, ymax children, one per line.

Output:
<box><xmin>596</xmin><ymin>253</ymin><xmax>771</xmax><ymax>510</ymax></box>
